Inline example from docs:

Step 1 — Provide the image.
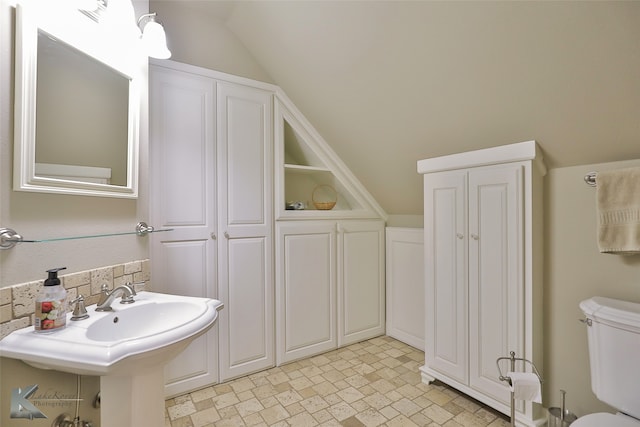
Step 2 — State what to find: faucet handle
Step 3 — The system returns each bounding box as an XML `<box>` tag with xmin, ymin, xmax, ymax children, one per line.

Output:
<box><xmin>96</xmin><ymin>284</ymin><xmax>111</xmax><ymax>307</ymax></box>
<box><xmin>128</xmin><ymin>280</ymin><xmax>148</xmax><ymax>294</ymax></box>
<box><xmin>70</xmin><ymin>295</ymin><xmax>89</xmax><ymax>321</ymax></box>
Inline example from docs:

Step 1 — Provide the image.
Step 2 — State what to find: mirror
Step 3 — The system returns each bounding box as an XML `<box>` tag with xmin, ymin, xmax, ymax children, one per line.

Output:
<box><xmin>36</xmin><ymin>31</ymin><xmax>130</xmax><ymax>187</ymax></box>
<box><xmin>14</xmin><ymin>1</ymin><xmax>141</xmax><ymax>198</ymax></box>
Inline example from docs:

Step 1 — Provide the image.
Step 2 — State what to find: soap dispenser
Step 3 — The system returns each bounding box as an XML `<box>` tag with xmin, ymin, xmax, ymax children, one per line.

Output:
<box><xmin>35</xmin><ymin>267</ymin><xmax>67</xmax><ymax>332</ymax></box>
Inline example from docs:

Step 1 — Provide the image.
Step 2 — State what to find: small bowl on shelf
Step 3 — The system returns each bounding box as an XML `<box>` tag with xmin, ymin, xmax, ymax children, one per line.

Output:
<box><xmin>313</xmin><ymin>201</ymin><xmax>336</xmax><ymax>210</ymax></box>
<box><xmin>312</xmin><ymin>185</ymin><xmax>337</xmax><ymax>210</ymax></box>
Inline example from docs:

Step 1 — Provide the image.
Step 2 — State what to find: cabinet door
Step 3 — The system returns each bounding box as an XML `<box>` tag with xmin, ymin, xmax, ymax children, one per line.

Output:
<box><xmin>276</xmin><ymin>221</ymin><xmax>336</xmax><ymax>363</ymax></box>
<box><xmin>149</xmin><ymin>66</ymin><xmax>218</xmax><ymax>397</ymax></box>
<box><xmin>468</xmin><ymin>164</ymin><xmax>523</xmax><ymax>404</ymax></box>
<box><xmin>337</xmin><ymin>220</ymin><xmax>385</xmax><ymax>346</ymax></box>
<box><xmin>423</xmin><ymin>170</ymin><xmax>468</xmax><ymax>384</ymax></box>
<box><xmin>385</xmin><ymin>228</ymin><xmax>424</xmax><ymax>350</ymax></box>
<box><xmin>217</xmin><ymin>81</ymin><xmax>275</xmax><ymax>381</ymax></box>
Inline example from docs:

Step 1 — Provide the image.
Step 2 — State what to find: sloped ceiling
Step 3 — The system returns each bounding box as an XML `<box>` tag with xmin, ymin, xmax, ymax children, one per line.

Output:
<box><xmin>152</xmin><ymin>1</ymin><xmax>640</xmax><ymax>215</ymax></box>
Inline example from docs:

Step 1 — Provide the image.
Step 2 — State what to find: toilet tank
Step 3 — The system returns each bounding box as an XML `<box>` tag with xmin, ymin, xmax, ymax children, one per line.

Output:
<box><xmin>580</xmin><ymin>297</ymin><xmax>640</xmax><ymax>419</ymax></box>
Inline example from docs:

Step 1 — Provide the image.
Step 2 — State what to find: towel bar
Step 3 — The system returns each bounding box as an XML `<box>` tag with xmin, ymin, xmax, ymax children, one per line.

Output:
<box><xmin>0</xmin><ymin>222</ymin><xmax>172</xmax><ymax>250</ymax></box>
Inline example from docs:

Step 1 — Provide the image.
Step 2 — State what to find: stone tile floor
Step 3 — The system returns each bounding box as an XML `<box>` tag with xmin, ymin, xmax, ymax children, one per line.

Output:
<box><xmin>165</xmin><ymin>336</ymin><xmax>510</xmax><ymax>427</ymax></box>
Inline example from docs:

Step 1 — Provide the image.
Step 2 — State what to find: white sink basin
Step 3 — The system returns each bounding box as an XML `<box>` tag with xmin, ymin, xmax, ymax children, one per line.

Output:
<box><xmin>86</xmin><ymin>300</ymin><xmax>206</xmax><ymax>342</ymax></box>
<box><xmin>0</xmin><ymin>291</ymin><xmax>223</xmax><ymax>376</ymax></box>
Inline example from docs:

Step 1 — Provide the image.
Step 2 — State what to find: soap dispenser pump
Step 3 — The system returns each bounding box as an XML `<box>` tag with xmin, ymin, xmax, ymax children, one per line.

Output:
<box><xmin>35</xmin><ymin>267</ymin><xmax>67</xmax><ymax>332</ymax></box>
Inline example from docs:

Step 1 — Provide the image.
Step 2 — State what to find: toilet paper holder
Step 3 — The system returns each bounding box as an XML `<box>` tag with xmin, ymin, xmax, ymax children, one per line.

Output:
<box><xmin>496</xmin><ymin>351</ymin><xmax>543</xmax><ymax>427</ymax></box>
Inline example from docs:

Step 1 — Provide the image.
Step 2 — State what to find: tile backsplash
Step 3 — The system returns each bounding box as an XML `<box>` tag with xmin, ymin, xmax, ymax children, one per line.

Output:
<box><xmin>0</xmin><ymin>259</ymin><xmax>150</xmax><ymax>339</ymax></box>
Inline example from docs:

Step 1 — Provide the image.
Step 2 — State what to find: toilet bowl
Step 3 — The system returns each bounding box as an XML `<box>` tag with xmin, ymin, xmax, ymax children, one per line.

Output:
<box><xmin>577</xmin><ymin>297</ymin><xmax>640</xmax><ymax>427</ymax></box>
<box><xmin>572</xmin><ymin>412</ymin><xmax>640</xmax><ymax>427</ymax></box>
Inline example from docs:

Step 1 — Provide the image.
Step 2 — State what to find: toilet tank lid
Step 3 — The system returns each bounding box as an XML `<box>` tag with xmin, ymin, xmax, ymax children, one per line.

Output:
<box><xmin>580</xmin><ymin>297</ymin><xmax>640</xmax><ymax>332</ymax></box>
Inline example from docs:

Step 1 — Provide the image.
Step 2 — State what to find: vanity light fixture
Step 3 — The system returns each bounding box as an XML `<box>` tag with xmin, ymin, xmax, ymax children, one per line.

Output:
<box><xmin>77</xmin><ymin>0</ymin><xmax>108</xmax><ymax>22</ymax></box>
<box><xmin>137</xmin><ymin>13</ymin><xmax>171</xmax><ymax>59</ymax></box>
<box><xmin>76</xmin><ymin>0</ymin><xmax>99</xmax><ymax>11</ymax></box>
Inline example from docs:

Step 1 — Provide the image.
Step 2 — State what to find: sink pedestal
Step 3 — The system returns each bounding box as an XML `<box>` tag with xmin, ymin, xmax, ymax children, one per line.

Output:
<box><xmin>100</xmin><ymin>367</ymin><xmax>165</xmax><ymax>427</ymax></box>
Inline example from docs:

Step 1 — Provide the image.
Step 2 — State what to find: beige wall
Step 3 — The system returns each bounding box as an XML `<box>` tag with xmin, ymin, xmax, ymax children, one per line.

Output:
<box><xmin>150</xmin><ymin>1</ymin><xmax>273</xmax><ymax>84</ymax></box>
<box><xmin>0</xmin><ymin>0</ymin><xmax>271</xmax><ymax>287</ymax></box>
<box><xmin>0</xmin><ymin>358</ymin><xmax>101</xmax><ymax>427</ymax></box>
<box><xmin>0</xmin><ymin>0</ymin><xmax>150</xmax><ymax>288</ymax></box>
<box><xmin>0</xmin><ymin>1</ymin><xmax>272</xmax><ymax>423</ymax></box>
<box><xmin>0</xmin><ymin>1</ymin><xmax>149</xmax><ymax>424</ymax></box>
<box><xmin>544</xmin><ymin>159</ymin><xmax>640</xmax><ymax>416</ymax></box>
<box><xmin>3</xmin><ymin>0</ymin><xmax>640</xmax><ymax>421</ymax></box>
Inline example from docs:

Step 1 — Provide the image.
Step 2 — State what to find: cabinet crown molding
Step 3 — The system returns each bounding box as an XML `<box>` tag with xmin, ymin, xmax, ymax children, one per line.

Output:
<box><xmin>417</xmin><ymin>140</ymin><xmax>546</xmax><ymax>176</ymax></box>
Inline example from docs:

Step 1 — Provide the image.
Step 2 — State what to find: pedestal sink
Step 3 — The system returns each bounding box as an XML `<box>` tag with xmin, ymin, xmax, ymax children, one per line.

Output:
<box><xmin>0</xmin><ymin>291</ymin><xmax>223</xmax><ymax>427</ymax></box>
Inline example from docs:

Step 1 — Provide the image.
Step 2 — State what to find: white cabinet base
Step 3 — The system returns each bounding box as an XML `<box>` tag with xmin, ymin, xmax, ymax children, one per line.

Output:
<box><xmin>276</xmin><ymin>220</ymin><xmax>385</xmax><ymax>364</ymax></box>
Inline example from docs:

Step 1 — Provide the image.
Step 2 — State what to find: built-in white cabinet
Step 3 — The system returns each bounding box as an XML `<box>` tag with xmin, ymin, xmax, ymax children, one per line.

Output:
<box><xmin>385</xmin><ymin>227</ymin><xmax>424</xmax><ymax>350</ymax></box>
<box><xmin>418</xmin><ymin>141</ymin><xmax>545</xmax><ymax>427</ymax></box>
<box><xmin>273</xmin><ymin>92</ymin><xmax>386</xmax><ymax>364</ymax></box>
<box><xmin>150</xmin><ymin>61</ymin><xmax>275</xmax><ymax>395</ymax></box>
<box><xmin>150</xmin><ymin>60</ymin><xmax>387</xmax><ymax>396</ymax></box>
<box><xmin>276</xmin><ymin>220</ymin><xmax>385</xmax><ymax>364</ymax></box>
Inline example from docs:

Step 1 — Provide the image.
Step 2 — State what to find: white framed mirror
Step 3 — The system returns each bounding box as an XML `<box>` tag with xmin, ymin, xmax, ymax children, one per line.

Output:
<box><xmin>14</xmin><ymin>0</ymin><xmax>142</xmax><ymax>198</ymax></box>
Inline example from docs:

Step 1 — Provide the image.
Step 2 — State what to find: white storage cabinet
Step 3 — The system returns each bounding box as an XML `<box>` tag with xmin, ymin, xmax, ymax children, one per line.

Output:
<box><xmin>150</xmin><ymin>60</ymin><xmax>388</xmax><ymax>395</ymax></box>
<box><xmin>418</xmin><ymin>141</ymin><xmax>545</xmax><ymax>427</ymax></box>
<box><xmin>150</xmin><ymin>61</ymin><xmax>275</xmax><ymax>394</ymax></box>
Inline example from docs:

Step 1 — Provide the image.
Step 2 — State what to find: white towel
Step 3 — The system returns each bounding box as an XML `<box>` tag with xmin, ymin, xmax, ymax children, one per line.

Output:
<box><xmin>596</xmin><ymin>167</ymin><xmax>640</xmax><ymax>254</ymax></box>
<box><xmin>508</xmin><ymin>372</ymin><xmax>542</xmax><ymax>403</ymax></box>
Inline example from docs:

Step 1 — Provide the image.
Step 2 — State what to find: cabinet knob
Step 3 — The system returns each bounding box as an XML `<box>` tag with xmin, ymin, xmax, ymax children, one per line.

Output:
<box><xmin>456</xmin><ymin>233</ymin><xmax>464</xmax><ymax>240</ymax></box>
<box><xmin>471</xmin><ymin>234</ymin><xmax>479</xmax><ymax>240</ymax></box>
<box><xmin>210</xmin><ymin>233</ymin><xmax>217</xmax><ymax>240</ymax></box>
<box><xmin>224</xmin><ymin>231</ymin><xmax>229</xmax><ymax>239</ymax></box>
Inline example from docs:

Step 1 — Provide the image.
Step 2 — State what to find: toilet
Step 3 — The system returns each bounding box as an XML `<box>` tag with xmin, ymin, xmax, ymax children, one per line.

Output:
<box><xmin>575</xmin><ymin>297</ymin><xmax>640</xmax><ymax>426</ymax></box>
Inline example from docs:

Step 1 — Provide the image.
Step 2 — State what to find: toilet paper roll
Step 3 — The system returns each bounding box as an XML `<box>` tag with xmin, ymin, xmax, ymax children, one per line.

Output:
<box><xmin>508</xmin><ymin>372</ymin><xmax>542</xmax><ymax>403</ymax></box>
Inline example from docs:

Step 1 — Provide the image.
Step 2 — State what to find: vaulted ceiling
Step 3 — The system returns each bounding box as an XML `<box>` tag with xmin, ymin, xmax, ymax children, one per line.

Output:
<box><xmin>150</xmin><ymin>0</ymin><xmax>640</xmax><ymax>215</ymax></box>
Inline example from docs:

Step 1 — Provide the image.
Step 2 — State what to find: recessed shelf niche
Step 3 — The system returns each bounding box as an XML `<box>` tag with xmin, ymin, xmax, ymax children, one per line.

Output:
<box><xmin>275</xmin><ymin>94</ymin><xmax>384</xmax><ymax>219</ymax></box>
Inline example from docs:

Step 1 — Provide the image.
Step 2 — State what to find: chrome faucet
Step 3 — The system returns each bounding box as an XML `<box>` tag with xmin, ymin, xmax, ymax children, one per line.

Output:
<box><xmin>95</xmin><ymin>283</ymin><xmax>137</xmax><ymax>312</ymax></box>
